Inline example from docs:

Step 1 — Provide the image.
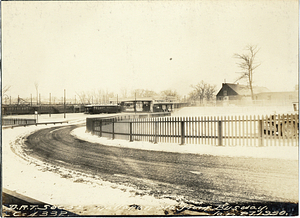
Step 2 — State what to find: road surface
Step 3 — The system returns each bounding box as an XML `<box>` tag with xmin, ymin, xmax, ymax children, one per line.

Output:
<box><xmin>23</xmin><ymin>124</ymin><xmax>298</xmax><ymax>206</ymax></box>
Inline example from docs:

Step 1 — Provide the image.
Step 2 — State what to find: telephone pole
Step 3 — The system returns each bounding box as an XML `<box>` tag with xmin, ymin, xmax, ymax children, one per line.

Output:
<box><xmin>64</xmin><ymin>89</ymin><xmax>66</xmax><ymax>118</ymax></box>
<box><xmin>49</xmin><ymin>93</ymin><xmax>51</xmax><ymax>117</ymax></box>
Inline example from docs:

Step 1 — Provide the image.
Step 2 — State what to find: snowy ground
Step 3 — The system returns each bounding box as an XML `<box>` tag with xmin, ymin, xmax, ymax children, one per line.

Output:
<box><xmin>2</xmin><ymin>107</ymin><xmax>299</xmax><ymax>215</ymax></box>
<box><xmin>72</xmin><ymin>127</ymin><xmax>298</xmax><ymax>160</ymax></box>
<box><xmin>2</xmin><ymin>113</ymin><xmax>117</xmax><ymax>124</ymax></box>
<box><xmin>2</xmin><ymin>115</ymin><xmax>177</xmax><ymax>215</ymax></box>
<box><xmin>172</xmin><ymin>105</ymin><xmax>296</xmax><ymax>117</ymax></box>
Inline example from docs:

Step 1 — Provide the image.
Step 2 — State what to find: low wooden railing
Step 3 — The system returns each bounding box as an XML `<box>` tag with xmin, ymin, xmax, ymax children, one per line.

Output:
<box><xmin>2</xmin><ymin>118</ymin><xmax>36</xmax><ymax>126</ymax></box>
<box><xmin>2</xmin><ymin>118</ymin><xmax>68</xmax><ymax>129</ymax></box>
<box><xmin>86</xmin><ymin>113</ymin><xmax>298</xmax><ymax>147</ymax></box>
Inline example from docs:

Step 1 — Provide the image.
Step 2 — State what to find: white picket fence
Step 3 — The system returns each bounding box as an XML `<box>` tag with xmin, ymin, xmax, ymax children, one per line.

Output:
<box><xmin>88</xmin><ymin>113</ymin><xmax>299</xmax><ymax>147</ymax></box>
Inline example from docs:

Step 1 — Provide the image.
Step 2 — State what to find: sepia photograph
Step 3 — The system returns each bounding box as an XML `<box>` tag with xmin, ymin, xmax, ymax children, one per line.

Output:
<box><xmin>1</xmin><ymin>0</ymin><xmax>299</xmax><ymax>216</ymax></box>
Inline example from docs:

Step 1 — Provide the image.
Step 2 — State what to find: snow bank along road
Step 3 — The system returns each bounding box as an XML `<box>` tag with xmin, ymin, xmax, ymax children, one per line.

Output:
<box><xmin>23</xmin><ymin>125</ymin><xmax>298</xmax><ymax>203</ymax></box>
<box><xmin>3</xmin><ymin>121</ymin><xmax>298</xmax><ymax>215</ymax></box>
<box><xmin>3</xmin><ymin>124</ymin><xmax>179</xmax><ymax>216</ymax></box>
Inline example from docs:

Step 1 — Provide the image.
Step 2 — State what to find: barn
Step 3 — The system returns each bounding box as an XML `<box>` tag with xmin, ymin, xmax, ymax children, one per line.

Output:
<box><xmin>216</xmin><ymin>83</ymin><xmax>270</xmax><ymax>101</ymax></box>
<box><xmin>216</xmin><ymin>83</ymin><xmax>298</xmax><ymax>107</ymax></box>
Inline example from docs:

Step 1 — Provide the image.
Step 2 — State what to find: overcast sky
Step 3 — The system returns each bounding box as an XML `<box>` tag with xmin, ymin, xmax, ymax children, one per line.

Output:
<box><xmin>2</xmin><ymin>0</ymin><xmax>298</xmax><ymax>101</ymax></box>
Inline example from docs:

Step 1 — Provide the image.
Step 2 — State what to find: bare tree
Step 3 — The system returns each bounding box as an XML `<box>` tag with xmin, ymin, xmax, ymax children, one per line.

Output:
<box><xmin>86</xmin><ymin>92</ymin><xmax>94</xmax><ymax>104</ymax></box>
<box><xmin>95</xmin><ymin>89</ymin><xmax>102</xmax><ymax>104</ymax></box>
<box><xmin>204</xmin><ymin>84</ymin><xmax>216</xmax><ymax>101</ymax></box>
<box><xmin>131</xmin><ymin>89</ymin><xmax>157</xmax><ymax>98</ymax></box>
<box><xmin>143</xmin><ymin>89</ymin><xmax>157</xmax><ymax>98</ymax></box>
<box><xmin>3</xmin><ymin>85</ymin><xmax>11</xmax><ymax>95</ymax></box>
<box><xmin>190</xmin><ymin>81</ymin><xmax>207</xmax><ymax>105</ymax></box>
<box><xmin>160</xmin><ymin>89</ymin><xmax>179</xmax><ymax>101</ymax></box>
<box><xmin>120</xmin><ymin>87</ymin><xmax>128</xmax><ymax>99</ymax></box>
<box><xmin>189</xmin><ymin>81</ymin><xmax>216</xmax><ymax>105</ymax></box>
<box><xmin>34</xmin><ymin>82</ymin><xmax>39</xmax><ymax>105</ymax></box>
<box><xmin>131</xmin><ymin>89</ymin><xmax>144</xmax><ymax>98</ymax></box>
<box><xmin>187</xmin><ymin>90</ymin><xmax>198</xmax><ymax>103</ymax></box>
<box><xmin>2</xmin><ymin>85</ymin><xmax>11</xmax><ymax>104</ymax></box>
<box><xmin>234</xmin><ymin>45</ymin><xmax>260</xmax><ymax>100</ymax></box>
<box><xmin>76</xmin><ymin>91</ymin><xmax>88</xmax><ymax>104</ymax></box>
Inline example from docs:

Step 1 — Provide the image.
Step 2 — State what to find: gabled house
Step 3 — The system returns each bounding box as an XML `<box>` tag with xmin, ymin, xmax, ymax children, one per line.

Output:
<box><xmin>216</xmin><ymin>83</ymin><xmax>298</xmax><ymax>107</ymax></box>
<box><xmin>216</xmin><ymin>83</ymin><xmax>270</xmax><ymax>101</ymax></box>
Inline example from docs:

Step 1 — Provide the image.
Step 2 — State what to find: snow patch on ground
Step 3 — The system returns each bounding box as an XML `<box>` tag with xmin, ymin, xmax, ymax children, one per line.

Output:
<box><xmin>172</xmin><ymin>105</ymin><xmax>296</xmax><ymax>117</ymax></box>
<box><xmin>72</xmin><ymin>126</ymin><xmax>298</xmax><ymax>160</ymax></box>
<box><xmin>2</xmin><ymin>108</ymin><xmax>298</xmax><ymax>215</ymax></box>
<box><xmin>2</xmin><ymin>123</ymin><xmax>178</xmax><ymax>215</ymax></box>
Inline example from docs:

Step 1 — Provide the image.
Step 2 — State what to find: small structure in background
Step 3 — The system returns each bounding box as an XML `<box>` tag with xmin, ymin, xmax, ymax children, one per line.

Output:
<box><xmin>216</xmin><ymin>83</ymin><xmax>298</xmax><ymax>107</ymax></box>
<box><xmin>254</xmin><ymin>91</ymin><xmax>298</xmax><ymax>106</ymax></box>
<box><xmin>108</xmin><ymin>96</ymin><xmax>187</xmax><ymax>113</ymax></box>
<box><xmin>84</xmin><ymin>104</ymin><xmax>122</xmax><ymax>114</ymax></box>
<box><xmin>117</xmin><ymin>97</ymin><xmax>153</xmax><ymax>113</ymax></box>
<box><xmin>216</xmin><ymin>83</ymin><xmax>270</xmax><ymax>102</ymax></box>
<box><xmin>2</xmin><ymin>104</ymin><xmax>86</xmax><ymax>116</ymax></box>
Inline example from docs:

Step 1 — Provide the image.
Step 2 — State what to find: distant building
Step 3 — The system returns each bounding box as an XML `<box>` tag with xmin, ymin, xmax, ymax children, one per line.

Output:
<box><xmin>253</xmin><ymin>91</ymin><xmax>298</xmax><ymax>106</ymax></box>
<box><xmin>109</xmin><ymin>96</ymin><xmax>185</xmax><ymax>113</ymax></box>
<box><xmin>216</xmin><ymin>83</ymin><xmax>298</xmax><ymax>107</ymax></box>
<box><xmin>216</xmin><ymin>83</ymin><xmax>270</xmax><ymax>101</ymax></box>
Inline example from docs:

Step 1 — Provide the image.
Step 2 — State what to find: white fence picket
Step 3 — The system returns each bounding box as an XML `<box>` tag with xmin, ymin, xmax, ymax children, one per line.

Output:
<box><xmin>89</xmin><ymin>113</ymin><xmax>298</xmax><ymax>147</ymax></box>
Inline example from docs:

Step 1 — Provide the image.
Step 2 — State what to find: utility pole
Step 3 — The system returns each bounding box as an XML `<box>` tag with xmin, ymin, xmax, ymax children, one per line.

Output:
<box><xmin>49</xmin><ymin>93</ymin><xmax>51</xmax><ymax>117</ymax></box>
<box><xmin>64</xmin><ymin>89</ymin><xmax>66</xmax><ymax>118</ymax></box>
<box><xmin>135</xmin><ymin>92</ymin><xmax>136</xmax><ymax>114</ymax></box>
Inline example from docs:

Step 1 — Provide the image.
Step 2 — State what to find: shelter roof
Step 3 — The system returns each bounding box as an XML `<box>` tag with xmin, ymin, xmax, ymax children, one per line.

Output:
<box><xmin>119</xmin><ymin>97</ymin><xmax>154</xmax><ymax>102</ymax></box>
<box><xmin>85</xmin><ymin>104</ymin><xmax>119</xmax><ymax>107</ymax></box>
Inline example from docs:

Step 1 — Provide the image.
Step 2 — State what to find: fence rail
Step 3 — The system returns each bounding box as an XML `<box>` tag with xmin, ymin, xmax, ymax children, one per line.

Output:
<box><xmin>2</xmin><ymin>118</ymin><xmax>36</xmax><ymax>126</ymax></box>
<box><xmin>86</xmin><ymin>113</ymin><xmax>298</xmax><ymax>147</ymax></box>
<box><xmin>2</xmin><ymin>118</ymin><xmax>69</xmax><ymax>128</ymax></box>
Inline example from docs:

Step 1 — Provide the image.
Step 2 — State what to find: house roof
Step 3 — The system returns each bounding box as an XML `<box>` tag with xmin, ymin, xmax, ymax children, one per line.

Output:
<box><xmin>110</xmin><ymin>96</ymin><xmax>178</xmax><ymax>102</ymax></box>
<box><xmin>223</xmin><ymin>83</ymin><xmax>270</xmax><ymax>96</ymax></box>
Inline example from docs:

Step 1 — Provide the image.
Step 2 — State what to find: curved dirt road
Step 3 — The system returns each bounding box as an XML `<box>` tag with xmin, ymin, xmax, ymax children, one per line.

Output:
<box><xmin>23</xmin><ymin>124</ymin><xmax>298</xmax><ymax>205</ymax></box>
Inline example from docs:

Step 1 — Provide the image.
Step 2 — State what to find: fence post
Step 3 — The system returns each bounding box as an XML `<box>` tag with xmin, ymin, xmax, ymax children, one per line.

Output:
<box><xmin>218</xmin><ymin>120</ymin><xmax>222</xmax><ymax>146</ymax></box>
<box><xmin>100</xmin><ymin>120</ymin><xmax>103</xmax><ymax>137</ymax></box>
<box><xmin>112</xmin><ymin>119</ymin><xmax>115</xmax><ymax>140</ymax></box>
<box><xmin>154</xmin><ymin>121</ymin><xmax>158</xmax><ymax>144</ymax></box>
<box><xmin>129</xmin><ymin>122</ymin><xmax>133</xmax><ymax>142</ymax></box>
<box><xmin>92</xmin><ymin>120</ymin><xmax>95</xmax><ymax>135</ymax></box>
<box><xmin>180</xmin><ymin>121</ymin><xmax>185</xmax><ymax>145</ymax></box>
<box><xmin>258</xmin><ymin>119</ymin><xmax>263</xmax><ymax>147</ymax></box>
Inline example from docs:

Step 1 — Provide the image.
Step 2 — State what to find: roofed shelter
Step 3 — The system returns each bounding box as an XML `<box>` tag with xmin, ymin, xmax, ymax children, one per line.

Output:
<box><xmin>118</xmin><ymin>97</ymin><xmax>153</xmax><ymax>113</ymax></box>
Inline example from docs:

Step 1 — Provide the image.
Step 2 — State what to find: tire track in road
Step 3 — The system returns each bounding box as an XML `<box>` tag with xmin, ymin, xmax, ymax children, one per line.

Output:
<box><xmin>23</xmin><ymin>124</ymin><xmax>298</xmax><ymax>204</ymax></box>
